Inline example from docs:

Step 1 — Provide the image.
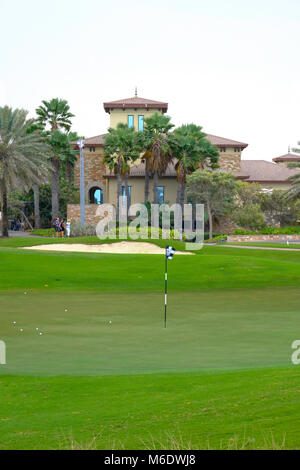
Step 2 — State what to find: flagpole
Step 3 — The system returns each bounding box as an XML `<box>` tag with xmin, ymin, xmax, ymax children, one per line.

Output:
<box><xmin>79</xmin><ymin>139</ymin><xmax>85</xmax><ymax>227</ymax></box>
<box><xmin>164</xmin><ymin>252</ymin><xmax>168</xmax><ymax>328</ymax></box>
<box><xmin>164</xmin><ymin>246</ymin><xmax>175</xmax><ymax>328</ymax></box>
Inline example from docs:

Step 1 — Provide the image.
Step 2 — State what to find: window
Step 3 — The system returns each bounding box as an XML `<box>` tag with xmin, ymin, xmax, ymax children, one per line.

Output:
<box><xmin>234</xmin><ymin>147</ymin><xmax>240</xmax><ymax>152</ymax></box>
<box><xmin>220</xmin><ymin>147</ymin><xmax>226</xmax><ymax>153</ymax></box>
<box><xmin>138</xmin><ymin>115</ymin><xmax>144</xmax><ymax>132</ymax></box>
<box><xmin>156</xmin><ymin>186</ymin><xmax>164</xmax><ymax>204</ymax></box>
<box><xmin>128</xmin><ymin>115</ymin><xmax>134</xmax><ymax>128</ymax></box>
<box><xmin>89</xmin><ymin>187</ymin><xmax>103</xmax><ymax>205</ymax></box>
<box><xmin>122</xmin><ymin>185</ymin><xmax>131</xmax><ymax>205</ymax></box>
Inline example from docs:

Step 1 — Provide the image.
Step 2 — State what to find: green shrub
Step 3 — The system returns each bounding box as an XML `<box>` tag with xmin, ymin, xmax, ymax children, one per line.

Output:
<box><xmin>205</xmin><ymin>234</ymin><xmax>227</xmax><ymax>243</ymax></box>
<box><xmin>233</xmin><ymin>226</ymin><xmax>300</xmax><ymax>235</ymax></box>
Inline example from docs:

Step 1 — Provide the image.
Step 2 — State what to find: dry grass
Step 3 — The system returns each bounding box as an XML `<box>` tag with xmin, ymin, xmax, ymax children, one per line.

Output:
<box><xmin>60</xmin><ymin>430</ymin><xmax>288</xmax><ymax>450</ymax></box>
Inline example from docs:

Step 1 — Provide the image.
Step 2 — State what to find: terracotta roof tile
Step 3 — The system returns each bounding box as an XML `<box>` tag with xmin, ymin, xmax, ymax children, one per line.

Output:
<box><xmin>75</xmin><ymin>132</ymin><xmax>248</xmax><ymax>149</ymax></box>
<box><xmin>104</xmin><ymin>161</ymin><xmax>177</xmax><ymax>178</ymax></box>
<box><xmin>235</xmin><ymin>160</ymin><xmax>299</xmax><ymax>182</ymax></box>
<box><xmin>205</xmin><ymin>134</ymin><xmax>248</xmax><ymax>148</ymax></box>
<box><xmin>71</xmin><ymin>134</ymin><xmax>107</xmax><ymax>147</ymax></box>
<box><xmin>104</xmin><ymin>96</ymin><xmax>168</xmax><ymax>113</ymax></box>
<box><xmin>272</xmin><ymin>153</ymin><xmax>300</xmax><ymax>162</ymax></box>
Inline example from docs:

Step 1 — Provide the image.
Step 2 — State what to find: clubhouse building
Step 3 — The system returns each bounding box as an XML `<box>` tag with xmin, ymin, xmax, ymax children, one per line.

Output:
<box><xmin>68</xmin><ymin>94</ymin><xmax>300</xmax><ymax>227</ymax></box>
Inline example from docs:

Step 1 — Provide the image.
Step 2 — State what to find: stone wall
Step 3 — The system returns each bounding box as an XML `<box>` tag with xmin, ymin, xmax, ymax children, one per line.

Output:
<box><xmin>227</xmin><ymin>234</ymin><xmax>300</xmax><ymax>242</ymax></box>
<box><xmin>74</xmin><ymin>149</ymin><xmax>107</xmax><ymax>198</ymax></box>
<box><xmin>218</xmin><ymin>153</ymin><xmax>241</xmax><ymax>172</ymax></box>
<box><xmin>67</xmin><ymin>204</ymin><xmax>106</xmax><ymax>226</ymax></box>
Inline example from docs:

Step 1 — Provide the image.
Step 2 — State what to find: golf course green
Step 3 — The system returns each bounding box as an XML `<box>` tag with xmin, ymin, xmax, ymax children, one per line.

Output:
<box><xmin>0</xmin><ymin>237</ymin><xmax>300</xmax><ymax>449</ymax></box>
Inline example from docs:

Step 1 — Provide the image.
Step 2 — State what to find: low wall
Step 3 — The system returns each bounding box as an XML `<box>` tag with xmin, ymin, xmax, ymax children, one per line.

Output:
<box><xmin>227</xmin><ymin>234</ymin><xmax>300</xmax><ymax>242</ymax></box>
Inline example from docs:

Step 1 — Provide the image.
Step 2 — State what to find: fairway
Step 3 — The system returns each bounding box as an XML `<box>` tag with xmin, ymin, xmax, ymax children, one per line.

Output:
<box><xmin>1</xmin><ymin>238</ymin><xmax>300</xmax><ymax>449</ymax></box>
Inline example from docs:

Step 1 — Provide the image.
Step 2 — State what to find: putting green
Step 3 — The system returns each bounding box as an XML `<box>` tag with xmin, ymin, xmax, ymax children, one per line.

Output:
<box><xmin>0</xmin><ymin>287</ymin><xmax>299</xmax><ymax>376</ymax></box>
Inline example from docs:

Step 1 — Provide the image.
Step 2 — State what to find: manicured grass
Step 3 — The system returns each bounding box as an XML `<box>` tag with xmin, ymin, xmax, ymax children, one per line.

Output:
<box><xmin>0</xmin><ymin>367</ymin><xmax>299</xmax><ymax>450</ymax></box>
<box><xmin>1</xmin><ymin>237</ymin><xmax>300</xmax><ymax>449</ymax></box>
<box><xmin>1</xmin><ymin>287</ymin><xmax>299</xmax><ymax>376</ymax></box>
<box><xmin>1</xmin><ymin>239</ymin><xmax>300</xmax><ymax>292</ymax></box>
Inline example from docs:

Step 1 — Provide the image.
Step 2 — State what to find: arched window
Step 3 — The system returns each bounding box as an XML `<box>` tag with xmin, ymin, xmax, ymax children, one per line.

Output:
<box><xmin>89</xmin><ymin>187</ymin><xmax>103</xmax><ymax>205</ymax></box>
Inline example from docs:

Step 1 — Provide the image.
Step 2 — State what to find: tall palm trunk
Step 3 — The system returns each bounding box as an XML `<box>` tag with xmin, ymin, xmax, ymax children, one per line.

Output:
<box><xmin>153</xmin><ymin>172</ymin><xmax>158</xmax><ymax>204</ymax></box>
<box><xmin>125</xmin><ymin>172</ymin><xmax>129</xmax><ymax>222</ymax></box>
<box><xmin>33</xmin><ymin>185</ymin><xmax>40</xmax><ymax>228</ymax></box>
<box><xmin>144</xmin><ymin>169</ymin><xmax>150</xmax><ymax>203</ymax></box>
<box><xmin>1</xmin><ymin>184</ymin><xmax>9</xmax><ymax>237</ymax></box>
<box><xmin>179</xmin><ymin>182</ymin><xmax>186</xmax><ymax>211</ymax></box>
<box><xmin>207</xmin><ymin>198</ymin><xmax>213</xmax><ymax>240</ymax></box>
<box><xmin>117</xmin><ymin>168</ymin><xmax>122</xmax><ymax>222</ymax></box>
<box><xmin>66</xmin><ymin>161</ymin><xmax>73</xmax><ymax>184</ymax></box>
<box><xmin>176</xmin><ymin>182</ymin><xmax>182</xmax><ymax>204</ymax></box>
<box><xmin>51</xmin><ymin>156</ymin><xmax>61</xmax><ymax>219</ymax></box>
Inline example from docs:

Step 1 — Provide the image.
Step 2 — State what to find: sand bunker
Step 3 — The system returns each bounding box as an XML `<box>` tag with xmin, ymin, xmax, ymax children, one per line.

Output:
<box><xmin>22</xmin><ymin>241</ymin><xmax>193</xmax><ymax>255</ymax></box>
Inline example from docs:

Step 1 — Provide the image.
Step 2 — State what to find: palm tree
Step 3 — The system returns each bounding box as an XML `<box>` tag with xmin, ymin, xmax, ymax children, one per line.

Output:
<box><xmin>36</xmin><ymin>99</ymin><xmax>74</xmax><ymax>132</ymax></box>
<box><xmin>170</xmin><ymin>124</ymin><xmax>219</xmax><ymax>210</ymax></box>
<box><xmin>286</xmin><ymin>141</ymin><xmax>300</xmax><ymax>199</ymax></box>
<box><xmin>33</xmin><ymin>184</ymin><xmax>40</xmax><ymax>228</ymax></box>
<box><xmin>142</xmin><ymin>113</ymin><xmax>174</xmax><ymax>204</ymax></box>
<box><xmin>0</xmin><ymin>106</ymin><xmax>50</xmax><ymax>237</ymax></box>
<box><xmin>104</xmin><ymin>123</ymin><xmax>141</xmax><ymax>219</ymax></box>
<box><xmin>36</xmin><ymin>98</ymin><xmax>74</xmax><ymax>218</ymax></box>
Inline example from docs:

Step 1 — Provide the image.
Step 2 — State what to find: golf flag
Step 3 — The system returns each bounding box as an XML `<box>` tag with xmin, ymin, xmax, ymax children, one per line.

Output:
<box><xmin>166</xmin><ymin>246</ymin><xmax>175</xmax><ymax>260</ymax></box>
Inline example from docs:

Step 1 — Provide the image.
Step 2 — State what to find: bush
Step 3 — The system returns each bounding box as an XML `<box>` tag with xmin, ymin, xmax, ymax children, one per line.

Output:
<box><xmin>70</xmin><ymin>223</ymin><xmax>97</xmax><ymax>237</ymax></box>
<box><xmin>233</xmin><ymin>226</ymin><xmax>300</xmax><ymax>235</ymax></box>
<box><xmin>205</xmin><ymin>234</ymin><xmax>227</xmax><ymax>243</ymax></box>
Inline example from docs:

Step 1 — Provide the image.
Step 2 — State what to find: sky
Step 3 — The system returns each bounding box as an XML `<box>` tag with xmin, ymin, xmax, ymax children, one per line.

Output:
<box><xmin>0</xmin><ymin>0</ymin><xmax>299</xmax><ymax>161</ymax></box>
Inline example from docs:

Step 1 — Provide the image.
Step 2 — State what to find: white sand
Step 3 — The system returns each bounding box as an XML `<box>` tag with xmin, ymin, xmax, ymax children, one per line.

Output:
<box><xmin>22</xmin><ymin>241</ymin><xmax>193</xmax><ymax>255</ymax></box>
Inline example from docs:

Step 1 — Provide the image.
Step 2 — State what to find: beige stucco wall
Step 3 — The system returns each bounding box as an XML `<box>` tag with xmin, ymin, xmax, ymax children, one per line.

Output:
<box><xmin>109</xmin><ymin>108</ymin><xmax>161</xmax><ymax>129</ymax></box>
<box><xmin>107</xmin><ymin>177</ymin><xmax>178</xmax><ymax>206</ymax></box>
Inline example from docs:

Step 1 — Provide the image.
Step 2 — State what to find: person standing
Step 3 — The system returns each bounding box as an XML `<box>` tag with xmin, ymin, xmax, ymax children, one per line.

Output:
<box><xmin>66</xmin><ymin>219</ymin><xmax>71</xmax><ymax>238</ymax></box>
<box><xmin>60</xmin><ymin>218</ymin><xmax>65</xmax><ymax>238</ymax></box>
<box><xmin>53</xmin><ymin>217</ymin><xmax>60</xmax><ymax>238</ymax></box>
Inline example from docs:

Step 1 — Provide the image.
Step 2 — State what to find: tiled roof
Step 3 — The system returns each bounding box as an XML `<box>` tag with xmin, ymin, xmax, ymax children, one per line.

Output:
<box><xmin>104</xmin><ymin>159</ymin><xmax>299</xmax><ymax>183</ymax></box>
<box><xmin>235</xmin><ymin>160</ymin><xmax>299</xmax><ymax>182</ymax></box>
<box><xmin>104</xmin><ymin>96</ymin><xmax>168</xmax><ymax>113</ymax></box>
<box><xmin>104</xmin><ymin>161</ymin><xmax>177</xmax><ymax>178</ymax></box>
<box><xmin>71</xmin><ymin>134</ymin><xmax>107</xmax><ymax>147</ymax></box>
<box><xmin>206</xmin><ymin>134</ymin><xmax>248</xmax><ymax>149</ymax></box>
<box><xmin>272</xmin><ymin>153</ymin><xmax>300</xmax><ymax>162</ymax></box>
<box><xmin>74</xmin><ymin>132</ymin><xmax>248</xmax><ymax>149</ymax></box>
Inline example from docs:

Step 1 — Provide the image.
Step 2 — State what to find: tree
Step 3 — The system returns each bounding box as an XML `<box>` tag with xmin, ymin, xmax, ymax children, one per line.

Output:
<box><xmin>142</xmin><ymin>113</ymin><xmax>174</xmax><ymax>204</ymax></box>
<box><xmin>170</xmin><ymin>124</ymin><xmax>219</xmax><ymax>210</ymax></box>
<box><xmin>234</xmin><ymin>180</ymin><xmax>262</xmax><ymax>206</ymax></box>
<box><xmin>64</xmin><ymin>131</ymin><xmax>80</xmax><ymax>184</ymax></box>
<box><xmin>104</xmin><ymin>123</ymin><xmax>141</xmax><ymax>219</ymax></box>
<box><xmin>259</xmin><ymin>189</ymin><xmax>300</xmax><ymax>226</ymax></box>
<box><xmin>0</xmin><ymin>106</ymin><xmax>50</xmax><ymax>237</ymax></box>
<box><xmin>35</xmin><ymin>98</ymin><xmax>74</xmax><ymax>219</ymax></box>
<box><xmin>231</xmin><ymin>205</ymin><xmax>265</xmax><ymax>230</ymax></box>
<box><xmin>230</xmin><ymin>180</ymin><xmax>265</xmax><ymax>230</ymax></box>
<box><xmin>187</xmin><ymin>170</ymin><xmax>237</xmax><ymax>239</ymax></box>
<box><xmin>33</xmin><ymin>184</ymin><xmax>40</xmax><ymax>228</ymax></box>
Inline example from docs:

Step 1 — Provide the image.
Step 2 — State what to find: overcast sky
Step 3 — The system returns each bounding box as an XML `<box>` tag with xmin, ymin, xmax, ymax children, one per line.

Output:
<box><xmin>1</xmin><ymin>0</ymin><xmax>299</xmax><ymax>160</ymax></box>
